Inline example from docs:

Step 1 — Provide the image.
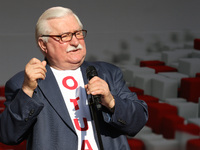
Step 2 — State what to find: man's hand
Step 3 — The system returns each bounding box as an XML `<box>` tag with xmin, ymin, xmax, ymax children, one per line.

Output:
<box><xmin>22</xmin><ymin>58</ymin><xmax>47</xmax><ymax>97</ymax></box>
<box><xmin>84</xmin><ymin>76</ymin><xmax>115</xmax><ymax>110</ymax></box>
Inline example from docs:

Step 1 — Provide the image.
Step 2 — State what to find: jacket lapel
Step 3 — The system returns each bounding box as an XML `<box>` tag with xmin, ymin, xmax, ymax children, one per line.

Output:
<box><xmin>80</xmin><ymin>62</ymin><xmax>89</xmax><ymax>85</ymax></box>
<box><xmin>38</xmin><ymin>64</ymin><xmax>76</xmax><ymax>133</ymax></box>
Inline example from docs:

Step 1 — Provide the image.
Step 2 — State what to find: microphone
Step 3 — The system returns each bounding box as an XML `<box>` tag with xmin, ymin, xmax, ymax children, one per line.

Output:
<box><xmin>86</xmin><ymin>66</ymin><xmax>102</xmax><ymax>110</ymax></box>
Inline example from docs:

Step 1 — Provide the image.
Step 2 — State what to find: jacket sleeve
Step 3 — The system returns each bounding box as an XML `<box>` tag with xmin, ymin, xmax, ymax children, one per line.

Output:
<box><xmin>0</xmin><ymin>75</ymin><xmax>44</xmax><ymax>145</ymax></box>
<box><xmin>101</xmin><ymin>64</ymin><xmax>148</xmax><ymax>136</ymax></box>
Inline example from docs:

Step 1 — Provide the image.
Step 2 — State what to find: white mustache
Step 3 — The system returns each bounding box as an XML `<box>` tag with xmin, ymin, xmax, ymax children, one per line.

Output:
<box><xmin>67</xmin><ymin>44</ymin><xmax>83</xmax><ymax>52</ymax></box>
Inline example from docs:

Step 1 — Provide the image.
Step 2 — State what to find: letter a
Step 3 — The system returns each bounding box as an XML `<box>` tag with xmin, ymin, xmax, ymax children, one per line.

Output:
<box><xmin>81</xmin><ymin>140</ymin><xmax>93</xmax><ymax>150</ymax></box>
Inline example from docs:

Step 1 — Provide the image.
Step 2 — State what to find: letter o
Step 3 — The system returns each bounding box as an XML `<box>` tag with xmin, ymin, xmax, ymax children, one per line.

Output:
<box><xmin>62</xmin><ymin>76</ymin><xmax>78</xmax><ymax>90</ymax></box>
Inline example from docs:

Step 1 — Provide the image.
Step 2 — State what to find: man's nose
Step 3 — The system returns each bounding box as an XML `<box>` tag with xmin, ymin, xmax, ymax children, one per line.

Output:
<box><xmin>69</xmin><ymin>34</ymin><xmax>80</xmax><ymax>46</ymax></box>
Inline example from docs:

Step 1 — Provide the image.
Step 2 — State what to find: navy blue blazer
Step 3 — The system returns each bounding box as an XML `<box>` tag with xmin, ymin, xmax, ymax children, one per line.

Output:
<box><xmin>0</xmin><ymin>61</ymin><xmax>148</xmax><ymax>150</ymax></box>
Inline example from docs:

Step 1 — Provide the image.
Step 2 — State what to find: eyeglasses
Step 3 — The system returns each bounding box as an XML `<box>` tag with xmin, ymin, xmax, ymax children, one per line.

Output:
<box><xmin>41</xmin><ymin>29</ymin><xmax>87</xmax><ymax>42</ymax></box>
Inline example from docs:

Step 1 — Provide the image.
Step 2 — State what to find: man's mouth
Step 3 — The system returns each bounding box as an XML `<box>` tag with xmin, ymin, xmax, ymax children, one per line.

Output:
<box><xmin>67</xmin><ymin>48</ymin><xmax>80</xmax><ymax>53</ymax></box>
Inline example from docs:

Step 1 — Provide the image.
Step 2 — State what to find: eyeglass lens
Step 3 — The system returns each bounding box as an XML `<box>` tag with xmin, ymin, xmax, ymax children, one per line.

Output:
<box><xmin>61</xmin><ymin>30</ymin><xmax>86</xmax><ymax>42</ymax></box>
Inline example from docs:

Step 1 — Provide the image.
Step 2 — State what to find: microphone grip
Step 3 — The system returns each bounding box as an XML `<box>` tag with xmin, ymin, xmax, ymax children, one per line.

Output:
<box><xmin>86</xmin><ymin>66</ymin><xmax>102</xmax><ymax>110</ymax></box>
<box><xmin>92</xmin><ymin>95</ymin><xmax>102</xmax><ymax>110</ymax></box>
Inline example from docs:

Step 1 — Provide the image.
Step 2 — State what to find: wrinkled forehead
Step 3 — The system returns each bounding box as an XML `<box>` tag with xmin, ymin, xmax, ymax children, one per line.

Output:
<box><xmin>47</xmin><ymin>15</ymin><xmax>82</xmax><ymax>34</ymax></box>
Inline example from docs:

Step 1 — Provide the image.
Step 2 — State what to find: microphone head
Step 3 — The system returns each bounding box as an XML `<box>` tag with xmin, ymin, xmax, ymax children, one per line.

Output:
<box><xmin>86</xmin><ymin>66</ymin><xmax>98</xmax><ymax>80</ymax></box>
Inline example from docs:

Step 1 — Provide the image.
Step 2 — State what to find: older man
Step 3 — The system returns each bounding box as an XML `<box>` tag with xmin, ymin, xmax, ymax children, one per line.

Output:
<box><xmin>0</xmin><ymin>6</ymin><xmax>148</xmax><ymax>150</ymax></box>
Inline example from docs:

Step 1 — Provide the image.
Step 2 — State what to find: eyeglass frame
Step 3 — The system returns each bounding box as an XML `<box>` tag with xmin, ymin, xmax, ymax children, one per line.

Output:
<box><xmin>41</xmin><ymin>29</ymin><xmax>87</xmax><ymax>42</ymax></box>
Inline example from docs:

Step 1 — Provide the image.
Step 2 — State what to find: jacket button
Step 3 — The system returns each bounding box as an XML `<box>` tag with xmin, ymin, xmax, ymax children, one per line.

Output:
<box><xmin>24</xmin><ymin>118</ymin><xmax>29</xmax><ymax>122</ymax></box>
<box><xmin>29</xmin><ymin>109</ymin><xmax>35</xmax><ymax>116</ymax></box>
<box><xmin>117</xmin><ymin>119</ymin><xmax>126</xmax><ymax>125</ymax></box>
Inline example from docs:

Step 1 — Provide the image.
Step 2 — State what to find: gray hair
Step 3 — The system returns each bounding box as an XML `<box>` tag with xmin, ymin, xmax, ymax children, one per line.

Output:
<box><xmin>35</xmin><ymin>6</ymin><xmax>83</xmax><ymax>44</ymax></box>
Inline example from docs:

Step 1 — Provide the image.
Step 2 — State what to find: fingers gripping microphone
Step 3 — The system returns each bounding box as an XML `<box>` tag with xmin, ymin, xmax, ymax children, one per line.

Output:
<box><xmin>86</xmin><ymin>66</ymin><xmax>102</xmax><ymax>110</ymax></box>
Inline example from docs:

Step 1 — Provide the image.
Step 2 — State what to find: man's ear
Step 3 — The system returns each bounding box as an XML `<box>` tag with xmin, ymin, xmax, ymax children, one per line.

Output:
<box><xmin>38</xmin><ymin>38</ymin><xmax>47</xmax><ymax>54</ymax></box>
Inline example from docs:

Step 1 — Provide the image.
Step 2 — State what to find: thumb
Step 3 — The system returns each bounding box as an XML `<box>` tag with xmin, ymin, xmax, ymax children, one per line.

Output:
<box><xmin>42</xmin><ymin>60</ymin><xmax>47</xmax><ymax>67</ymax></box>
<box><xmin>84</xmin><ymin>84</ymin><xmax>88</xmax><ymax>89</ymax></box>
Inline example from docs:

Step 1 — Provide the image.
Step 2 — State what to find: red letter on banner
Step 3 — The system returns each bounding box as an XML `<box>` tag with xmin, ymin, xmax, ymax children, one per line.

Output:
<box><xmin>81</xmin><ymin>140</ymin><xmax>93</xmax><ymax>150</ymax></box>
<box><xmin>70</xmin><ymin>97</ymin><xmax>80</xmax><ymax>110</ymax></box>
<box><xmin>62</xmin><ymin>76</ymin><xmax>78</xmax><ymax>90</ymax></box>
<box><xmin>74</xmin><ymin>118</ymin><xmax>88</xmax><ymax>131</ymax></box>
